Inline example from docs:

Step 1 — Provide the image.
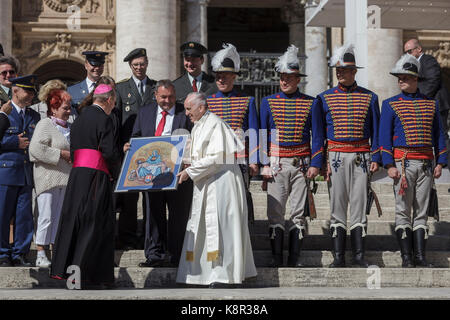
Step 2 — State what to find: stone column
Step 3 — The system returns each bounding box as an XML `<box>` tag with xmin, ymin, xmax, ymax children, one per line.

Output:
<box><xmin>281</xmin><ymin>0</ymin><xmax>306</xmax><ymax>91</ymax></box>
<box><xmin>367</xmin><ymin>29</ymin><xmax>403</xmax><ymax>103</ymax></box>
<box><xmin>304</xmin><ymin>0</ymin><xmax>328</xmax><ymax>96</ymax></box>
<box><xmin>116</xmin><ymin>0</ymin><xmax>178</xmax><ymax>80</ymax></box>
<box><xmin>0</xmin><ymin>0</ymin><xmax>13</xmax><ymax>55</ymax></box>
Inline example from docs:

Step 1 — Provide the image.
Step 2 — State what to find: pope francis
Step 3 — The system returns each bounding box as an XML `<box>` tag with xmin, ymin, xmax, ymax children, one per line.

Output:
<box><xmin>176</xmin><ymin>92</ymin><xmax>257</xmax><ymax>287</ymax></box>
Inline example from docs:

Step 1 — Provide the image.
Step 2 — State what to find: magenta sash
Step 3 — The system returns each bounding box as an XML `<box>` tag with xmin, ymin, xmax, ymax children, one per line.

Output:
<box><xmin>73</xmin><ymin>149</ymin><xmax>110</xmax><ymax>175</ymax></box>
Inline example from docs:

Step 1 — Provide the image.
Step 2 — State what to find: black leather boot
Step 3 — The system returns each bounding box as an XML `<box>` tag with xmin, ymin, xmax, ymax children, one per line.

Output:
<box><xmin>350</xmin><ymin>226</ymin><xmax>369</xmax><ymax>268</ymax></box>
<box><xmin>395</xmin><ymin>227</ymin><xmax>415</xmax><ymax>268</ymax></box>
<box><xmin>413</xmin><ymin>228</ymin><xmax>433</xmax><ymax>268</ymax></box>
<box><xmin>329</xmin><ymin>225</ymin><xmax>346</xmax><ymax>268</ymax></box>
<box><xmin>269</xmin><ymin>226</ymin><xmax>284</xmax><ymax>267</ymax></box>
<box><xmin>287</xmin><ymin>227</ymin><xmax>305</xmax><ymax>267</ymax></box>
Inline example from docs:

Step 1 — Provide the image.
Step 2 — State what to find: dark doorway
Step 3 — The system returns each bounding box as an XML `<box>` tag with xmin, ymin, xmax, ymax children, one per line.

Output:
<box><xmin>207</xmin><ymin>7</ymin><xmax>289</xmax><ymax>107</ymax></box>
<box><xmin>33</xmin><ymin>59</ymin><xmax>85</xmax><ymax>87</ymax></box>
<box><xmin>207</xmin><ymin>7</ymin><xmax>289</xmax><ymax>53</ymax></box>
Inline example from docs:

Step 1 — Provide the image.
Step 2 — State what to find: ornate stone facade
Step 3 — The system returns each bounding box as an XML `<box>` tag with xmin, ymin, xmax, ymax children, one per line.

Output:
<box><xmin>12</xmin><ymin>0</ymin><xmax>115</xmax><ymax>82</ymax></box>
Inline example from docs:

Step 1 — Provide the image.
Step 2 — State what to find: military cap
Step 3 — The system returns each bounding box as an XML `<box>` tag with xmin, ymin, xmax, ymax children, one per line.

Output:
<box><xmin>123</xmin><ymin>48</ymin><xmax>147</xmax><ymax>62</ymax></box>
<box><xmin>180</xmin><ymin>42</ymin><xmax>208</xmax><ymax>58</ymax></box>
<box><xmin>0</xmin><ymin>44</ymin><xmax>3</xmax><ymax>56</ymax></box>
<box><xmin>329</xmin><ymin>43</ymin><xmax>363</xmax><ymax>69</ymax></box>
<box><xmin>390</xmin><ymin>54</ymin><xmax>420</xmax><ymax>77</ymax></box>
<box><xmin>10</xmin><ymin>75</ymin><xmax>37</xmax><ymax>92</ymax></box>
<box><xmin>82</xmin><ymin>51</ymin><xmax>108</xmax><ymax>66</ymax></box>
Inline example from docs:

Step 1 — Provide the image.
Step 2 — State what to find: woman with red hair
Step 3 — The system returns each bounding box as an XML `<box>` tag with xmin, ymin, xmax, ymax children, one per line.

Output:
<box><xmin>29</xmin><ymin>89</ymin><xmax>72</xmax><ymax>267</ymax></box>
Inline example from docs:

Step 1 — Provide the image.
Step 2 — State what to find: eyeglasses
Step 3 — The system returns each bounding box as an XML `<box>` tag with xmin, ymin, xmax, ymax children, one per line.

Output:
<box><xmin>404</xmin><ymin>47</ymin><xmax>418</xmax><ymax>54</ymax></box>
<box><xmin>0</xmin><ymin>70</ymin><xmax>16</xmax><ymax>76</ymax></box>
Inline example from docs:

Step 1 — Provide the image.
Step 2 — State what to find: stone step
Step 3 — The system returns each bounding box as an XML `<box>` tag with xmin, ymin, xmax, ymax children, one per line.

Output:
<box><xmin>251</xmin><ymin>205</ymin><xmax>450</xmax><ymax>221</ymax></box>
<box><xmin>2</xmin><ymin>267</ymin><xmax>450</xmax><ymax>288</ymax></box>
<box><xmin>24</xmin><ymin>249</ymin><xmax>450</xmax><ymax>268</ymax></box>
<box><xmin>249</xmin><ymin>234</ymin><xmax>450</xmax><ymax>251</ymax></box>
<box><xmin>249</xmin><ymin>220</ymin><xmax>450</xmax><ymax>236</ymax></box>
<box><xmin>111</xmin><ymin>250</ymin><xmax>449</xmax><ymax>268</ymax></box>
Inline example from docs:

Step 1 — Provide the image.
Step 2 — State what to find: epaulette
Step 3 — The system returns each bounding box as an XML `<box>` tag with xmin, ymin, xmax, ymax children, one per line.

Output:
<box><xmin>116</xmin><ymin>78</ymin><xmax>130</xmax><ymax>84</ymax></box>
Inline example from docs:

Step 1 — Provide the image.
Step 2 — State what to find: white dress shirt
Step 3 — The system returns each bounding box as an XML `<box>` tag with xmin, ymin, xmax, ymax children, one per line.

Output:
<box><xmin>155</xmin><ymin>105</ymin><xmax>175</xmax><ymax>136</ymax></box>
<box><xmin>187</xmin><ymin>73</ymin><xmax>203</xmax><ymax>91</ymax></box>
<box><xmin>12</xmin><ymin>100</ymin><xmax>25</xmax><ymax>116</ymax></box>
<box><xmin>86</xmin><ymin>77</ymin><xmax>96</xmax><ymax>93</ymax></box>
<box><xmin>133</xmin><ymin>76</ymin><xmax>147</xmax><ymax>95</ymax></box>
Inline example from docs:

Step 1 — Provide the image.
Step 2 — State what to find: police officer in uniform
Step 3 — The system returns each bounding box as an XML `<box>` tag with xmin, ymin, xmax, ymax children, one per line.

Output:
<box><xmin>207</xmin><ymin>43</ymin><xmax>259</xmax><ymax>222</ymax></box>
<box><xmin>115</xmin><ymin>48</ymin><xmax>157</xmax><ymax>249</ymax></box>
<box><xmin>0</xmin><ymin>75</ymin><xmax>40</xmax><ymax>267</ymax></box>
<box><xmin>312</xmin><ymin>44</ymin><xmax>381</xmax><ymax>268</ymax></box>
<box><xmin>260</xmin><ymin>45</ymin><xmax>322</xmax><ymax>267</ymax></box>
<box><xmin>67</xmin><ymin>51</ymin><xmax>109</xmax><ymax>116</ymax></box>
<box><xmin>0</xmin><ymin>55</ymin><xmax>19</xmax><ymax>106</ymax></box>
<box><xmin>173</xmin><ymin>42</ymin><xmax>217</xmax><ymax>104</ymax></box>
<box><xmin>380</xmin><ymin>54</ymin><xmax>447</xmax><ymax>268</ymax></box>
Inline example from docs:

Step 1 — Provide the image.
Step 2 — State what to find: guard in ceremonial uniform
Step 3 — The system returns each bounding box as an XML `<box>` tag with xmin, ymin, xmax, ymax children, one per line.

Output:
<box><xmin>312</xmin><ymin>44</ymin><xmax>381</xmax><ymax>268</ymax></box>
<box><xmin>67</xmin><ymin>51</ymin><xmax>108</xmax><ymax>116</ymax></box>
<box><xmin>173</xmin><ymin>42</ymin><xmax>217</xmax><ymax>104</ymax></box>
<box><xmin>207</xmin><ymin>43</ymin><xmax>259</xmax><ymax>220</ymax></box>
<box><xmin>115</xmin><ymin>48</ymin><xmax>157</xmax><ymax>249</ymax></box>
<box><xmin>0</xmin><ymin>75</ymin><xmax>40</xmax><ymax>267</ymax></box>
<box><xmin>260</xmin><ymin>45</ymin><xmax>323</xmax><ymax>267</ymax></box>
<box><xmin>380</xmin><ymin>54</ymin><xmax>447</xmax><ymax>268</ymax></box>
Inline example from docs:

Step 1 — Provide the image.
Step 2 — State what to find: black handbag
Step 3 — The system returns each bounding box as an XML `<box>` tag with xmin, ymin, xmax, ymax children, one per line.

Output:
<box><xmin>427</xmin><ymin>183</ymin><xmax>439</xmax><ymax>221</ymax></box>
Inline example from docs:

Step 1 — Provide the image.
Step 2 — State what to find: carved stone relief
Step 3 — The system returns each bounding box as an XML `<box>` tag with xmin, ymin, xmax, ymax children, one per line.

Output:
<box><xmin>425</xmin><ymin>42</ymin><xmax>450</xmax><ymax>69</ymax></box>
<box><xmin>43</xmin><ymin>0</ymin><xmax>86</xmax><ymax>12</ymax></box>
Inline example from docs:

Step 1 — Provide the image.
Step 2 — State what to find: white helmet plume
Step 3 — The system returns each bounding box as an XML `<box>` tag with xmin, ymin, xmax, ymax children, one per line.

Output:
<box><xmin>275</xmin><ymin>44</ymin><xmax>304</xmax><ymax>75</ymax></box>
<box><xmin>390</xmin><ymin>53</ymin><xmax>420</xmax><ymax>77</ymax></box>
<box><xmin>211</xmin><ymin>43</ymin><xmax>240</xmax><ymax>73</ymax></box>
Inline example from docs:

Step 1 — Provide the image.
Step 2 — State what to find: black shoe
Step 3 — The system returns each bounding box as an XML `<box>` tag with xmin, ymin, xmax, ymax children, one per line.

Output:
<box><xmin>269</xmin><ymin>226</ymin><xmax>284</xmax><ymax>267</ymax></box>
<box><xmin>138</xmin><ymin>259</ymin><xmax>164</xmax><ymax>267</ymax></box>
<box><xmin>12</xmin><ymin>255</ymin><xmax>32</xmax><ymax>267</ymax></box>
<box><xmin>287</xmin><ymin>227</ymin><xmax>305</xmax><ymax>267</ymax></box>
<box><xmin>395</xmin><ymin>227</ymin><xmax>415</xmax><ymax>268</ymax></box>
<box><xmin>413</xmin><ymin>228</ymin><xmax>433</xmax><ymax>268</ymax></box>
<box><xmin>0</xmin><ymin>257</ymin><xmax>12</xmax><ymax>267</ymax></box>
<box><xmin>350</xmin><ymin>226</ymin><xmax>369</xmax><ymax>268</ymax></box>
<box><xmin>329</xmin><ymin>225</ymin><xmax>346</xmax><ymax>268</ymax></box>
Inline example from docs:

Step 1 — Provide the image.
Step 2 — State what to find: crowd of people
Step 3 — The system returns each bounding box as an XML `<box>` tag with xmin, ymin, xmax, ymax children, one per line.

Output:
<box><xmin>0</xmin><ymin>37</ymin><xmax>448</xmax><ymax>289</ymax></box>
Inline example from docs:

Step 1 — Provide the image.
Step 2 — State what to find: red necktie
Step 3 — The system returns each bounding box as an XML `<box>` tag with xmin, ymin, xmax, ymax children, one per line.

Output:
<box><xmin>155</xmin><ymin>110</ymin><xmax>168</xmax><ymax>136</ymax></box>
<box><xmin>192</xmin><ymin>79</ymin><xmax>198</xmax><ymax>92</ymax></box>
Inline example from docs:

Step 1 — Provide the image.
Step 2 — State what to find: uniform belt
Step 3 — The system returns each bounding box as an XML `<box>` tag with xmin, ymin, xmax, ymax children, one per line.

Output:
<box><xmin>393</xmin><ymin>147</ymin><xmax>434</xmax><ymax>160</ymax></box>
<box><xmin>327</xmin><ymin>139</ymin><xmax>370</xmax><ymax>153</ymax></box>
<box><xmin>270</xmin><ymin>142</ymin><xmax>310</xmax><ymax>158</ymax></box>
<box><xmin>394</xmin><ymin>147</ymin><xmax>433</xmax><ymax>196</ymax></box>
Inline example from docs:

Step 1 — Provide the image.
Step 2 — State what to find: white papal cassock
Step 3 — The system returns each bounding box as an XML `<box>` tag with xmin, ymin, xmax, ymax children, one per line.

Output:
<box><xmin>176</xmin><ymin>111</ymin><xmax>257</xmax><ymax>285</ymax></box>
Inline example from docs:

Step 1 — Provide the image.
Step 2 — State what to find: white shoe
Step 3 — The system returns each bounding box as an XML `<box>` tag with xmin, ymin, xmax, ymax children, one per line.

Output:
<box><xmin>36</xmin><ymin>255</ymin><xmax>51</xmax><ymax>268</ymax></box>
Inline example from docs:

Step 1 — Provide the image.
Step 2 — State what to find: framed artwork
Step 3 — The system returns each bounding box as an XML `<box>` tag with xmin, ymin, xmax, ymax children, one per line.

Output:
<box><xmin>115</xmin><ymin>135</ymin><xmax>189</xmax><ymax>192</ymax></box>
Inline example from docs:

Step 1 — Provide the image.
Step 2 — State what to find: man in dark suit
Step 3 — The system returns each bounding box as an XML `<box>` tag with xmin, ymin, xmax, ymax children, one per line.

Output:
<box><xmin>115</xmin><ymin>48</ymin><xmax>157</xmax><ymax>250</ymax></box>
<box><xmin>124</xmin><ymin>79</ymin><xmax>193</xmax><ymax>267</ymax></box>
<box><xmin>173</xmin><ymin>42</ymin><xmax>217</xmax><ymax>104</ymax></box>
<box><xmin>0</xmin><ymin>56</ymin><xmax>19</xmax><ymax>106</ymax></box>
<box><xmin>0</xmin><ymin>101</ymin><xmax>12</xmax><ymax>141</ymax></box>
<box><xmin>0</xmin><ymin>75</ymin><xmax>40</xmax><ymax>267</ymax></box>
<box><xmin>67</xmin><ymin>51</ymin><xmax>109</xmax><ymax>115</ymax></box>
<box><xmin>404</xmin><ymin>39</ymin><xmax>450</xmax><ymax>133</ymax></box>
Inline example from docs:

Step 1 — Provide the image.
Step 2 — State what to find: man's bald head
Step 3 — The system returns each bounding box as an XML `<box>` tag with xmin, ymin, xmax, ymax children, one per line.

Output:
<box><xmin>404</xmin><ymin>39</ymin><xmax>423</xmax><ymax>58</ymax></box>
